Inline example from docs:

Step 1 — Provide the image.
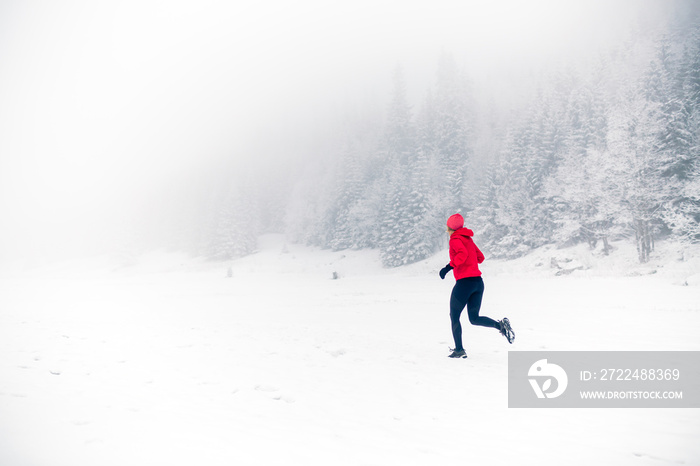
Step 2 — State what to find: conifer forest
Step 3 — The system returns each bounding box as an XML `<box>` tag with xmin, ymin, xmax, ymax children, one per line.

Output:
<box><xmin>201</xmin><ymin>9</ymin><xmax>700</xmax><ymax>267</ymax></box>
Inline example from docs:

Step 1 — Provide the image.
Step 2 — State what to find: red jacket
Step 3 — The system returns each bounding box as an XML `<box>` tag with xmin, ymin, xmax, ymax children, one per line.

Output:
<box><xmin>449</xmin><ymin>228</ymin><xmax>485</xmax><ymax>279</ymax></box>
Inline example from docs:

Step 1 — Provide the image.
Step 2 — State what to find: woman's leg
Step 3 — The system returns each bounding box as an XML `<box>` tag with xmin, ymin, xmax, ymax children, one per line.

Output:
<box><xmin>465</xmin><ymin>278</ymin><xmax>500</xmax><ymax>329</ymax></box>
<box><xmin>449</xmin><ymin>284</ymin><xmax>467</xmax><ymax>351</ymax></box>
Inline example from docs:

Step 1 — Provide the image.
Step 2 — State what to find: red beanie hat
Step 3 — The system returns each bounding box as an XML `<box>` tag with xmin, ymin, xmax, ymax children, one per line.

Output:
<box><xmin>446</xmin><ymin>213</ymin><xmax>464</xmax><ymax>231</ymax></box>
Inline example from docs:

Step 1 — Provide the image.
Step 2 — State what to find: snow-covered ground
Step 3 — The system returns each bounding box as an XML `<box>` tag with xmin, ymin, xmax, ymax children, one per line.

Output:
<box><xmin>1</xmin><ymin>235</ymin><xmax>699</xmax><ymax>466</ymax></box>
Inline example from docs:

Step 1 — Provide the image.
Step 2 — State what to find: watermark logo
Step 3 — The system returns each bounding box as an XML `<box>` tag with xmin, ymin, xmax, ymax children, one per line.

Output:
<box><xmin>509</xmin><ymin>351</ymin><xmax>699</xmax><ymax>408</ymax></box>
<box><xmin>528</xmin><ymin>358</ymin><xmax>568</xmax><ymax>399</ymax></box>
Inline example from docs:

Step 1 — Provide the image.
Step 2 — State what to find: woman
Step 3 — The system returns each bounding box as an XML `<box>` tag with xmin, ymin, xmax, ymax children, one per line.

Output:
<box><xmin>439</xmin><ymin>213</ymin><xmax>514</xmax><ymax>358</ymax></box>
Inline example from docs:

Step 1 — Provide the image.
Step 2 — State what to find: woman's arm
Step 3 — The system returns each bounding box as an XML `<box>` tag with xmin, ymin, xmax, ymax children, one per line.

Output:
<box><xmin>449</xmin><ymin>237</ymin><xmax>469</xmax><ymax>267</ymax></box>
<box><xmin>475</xmin><ymin>244</ymin><xmax>485</xmax><ymax>264</ymax></box>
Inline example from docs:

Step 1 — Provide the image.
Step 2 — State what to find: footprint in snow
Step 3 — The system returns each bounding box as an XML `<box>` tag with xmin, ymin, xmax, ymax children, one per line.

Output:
<box><xmin>254</xmin><ymin>385</ymin><xmax>295</xmax><ymax>403</ymax></box>
<box><xmin>327</xmin><ymin>348</ymin><xmax>347</xmax><ymax>357</ymax></box>
<box><xmin>254</xmin><ymin>384</ymin><xmax>278</xmax><ymax>393</ymax></box>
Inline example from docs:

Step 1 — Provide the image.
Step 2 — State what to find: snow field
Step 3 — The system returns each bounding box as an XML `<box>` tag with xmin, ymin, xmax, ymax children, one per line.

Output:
<box><xmin>1</xmin><ymin>236</ymin><xmax>699</xmax><ymax>465</ymax></box>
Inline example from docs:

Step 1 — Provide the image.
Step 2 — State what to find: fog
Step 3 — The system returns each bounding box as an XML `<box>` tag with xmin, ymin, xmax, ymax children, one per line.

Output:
<box><xmin>0</xmin><ymin>0</ymin><xmax>682</xmax><ymax>264</ymax></box>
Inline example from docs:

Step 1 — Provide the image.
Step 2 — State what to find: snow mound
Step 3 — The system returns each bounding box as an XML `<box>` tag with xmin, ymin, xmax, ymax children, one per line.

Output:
<box><xmin>480</xmin><ymin>239</ymin><xmax>700</xmax><ymax>283</ymax></box>
<box><xmin>684</xmin><ymin>273</ymin><xmax>700</xmax><ymax>287</ymax></box>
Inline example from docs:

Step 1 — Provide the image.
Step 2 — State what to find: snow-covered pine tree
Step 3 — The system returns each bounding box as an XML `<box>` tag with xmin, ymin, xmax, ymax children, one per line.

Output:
<box><xmin>646</xmin><ymin>40</ymin><xmax>695</xmax><ymax>181</ymax></box>
<box><xmin>340</xmin><ymin>109</ymin><xmax>386</xmax><ymax>250</ymax></box>
<box><xmin>432</xmin><ymin>54</ymin><xmax>473</xmax><ymax>218</ymax></box>
<box><xmin>403</xmin><ymin>150</ymin><xmax>440</xmax><ymax>264</ymax></box>
<box><xmin>545</xmin><ymin>76</ymin><xmax>616</xmax><ymax>252</ymax></box>
<box><xmin>545</xmin><ymin>146</ymin><xmax>625</xmax><ymax>254</ymax></box>
<box><xmin>344</xmin><ymin>176</ymin><xmax>384</xmax><ymax>250</ymax></box>
<box><xmin>471</xmin><ymin>156</ymin><xmax>503</xmax><ymax>253</ymax></box>
<box><xmin>291</xmin><ymin>101</ymin><xmax>383</xmax><ymax>250</ymax></box>
<box><xmin>228</xmin><ymin>185</ymin><xmax>260</xmax><ymax>257</ymax></box>
<box><xmin>528</xmin><ymin>93</ymin><xmax>567</xmax><ymax>246</ymax></box>
<box><xmin>487</xmin><ymin>124</ymin><xmax>535</xmax><ymax>258</ymax></box>
<box><xmin>206</xmin><ymin>182</ymin><xmax>260</xmax><ymax>260</ymax></box>
<box><xmin>330</xmin><ymin>140</ymin><xmax>365</xmax><ymax>250</ymax></box>
<box><xmin>207</xmin><ymin>202</ymin><xmax>235</xmax><ymax>261</ymax></box>
<box><xmin>284</xmin><ymin>157</ymin><xmax>336</xmax><ymax>247</ymax></box>
<box><xmin>664</xmin><ymin>156</ymin><xmax>700</xmax><ymax>244</ymax></box>
<box><xmin>379</xmin><ymin>161</ymin><xmax>410</xmax><ymax>267</ymax></box>
<box><xmin>485</xmin><ymin>86</ymin><xmax>567</xmax><ymax>258</ymax></box>
<box><xmin>378</xmin><ymin>66</ymin><xmax>418</xmax><ymax>267</ymax></box>
<box><xmin>663</xmin><ymin>25</ymin><xmax>700</xmax><ymax>243</ymax></box>
<box><xmin>607</xmin><ymin>82</ymin><xmax>670</xmax><ymax>263</ymax></box>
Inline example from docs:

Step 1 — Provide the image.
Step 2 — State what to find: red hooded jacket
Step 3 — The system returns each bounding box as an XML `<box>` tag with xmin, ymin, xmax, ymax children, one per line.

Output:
<box><xmin>449</xmin><ymin>228</ymin><xmax>485</xmax><ymax>279</ymax></box>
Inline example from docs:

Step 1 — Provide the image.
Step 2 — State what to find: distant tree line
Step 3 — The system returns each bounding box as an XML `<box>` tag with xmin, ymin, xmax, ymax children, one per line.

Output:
<box><xmin>202</xmin><ymin>14</ymin><xmax>700</xmax><ymax>266</ymax></box>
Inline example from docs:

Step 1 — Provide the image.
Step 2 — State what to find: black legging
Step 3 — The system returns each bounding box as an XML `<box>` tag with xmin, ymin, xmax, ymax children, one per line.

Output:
<box><xmin>450</xmin><ymin>276</ymin><xmax>499</xmax><ymax>351</ymax></box>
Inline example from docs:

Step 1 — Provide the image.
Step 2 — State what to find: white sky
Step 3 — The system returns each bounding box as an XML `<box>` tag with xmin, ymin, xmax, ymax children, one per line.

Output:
<box><xmin>0</xmin><ymin>0</ymin><xmax>676</xmax><ymax>262</ymax></box>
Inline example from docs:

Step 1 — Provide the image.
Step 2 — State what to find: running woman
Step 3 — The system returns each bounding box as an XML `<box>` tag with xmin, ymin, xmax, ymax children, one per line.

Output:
<box><xmin>439</xmin><ymin>213</ymin><xmax>514</xmax><ymax>358</ymax></box>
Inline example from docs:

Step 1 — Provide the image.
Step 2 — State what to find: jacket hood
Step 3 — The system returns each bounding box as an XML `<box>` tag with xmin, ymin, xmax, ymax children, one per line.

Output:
<box><xmin>452</xmin><ymin>227</ymin><xmax>474</xmax><ymax>238</ymax></box>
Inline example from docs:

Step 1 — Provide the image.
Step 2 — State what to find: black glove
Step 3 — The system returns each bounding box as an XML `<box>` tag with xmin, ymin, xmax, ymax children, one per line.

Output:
<box><xmin>439</xmin><ymin>264</ymin><xmax>453</xmax><ymax>279</ymax></box>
